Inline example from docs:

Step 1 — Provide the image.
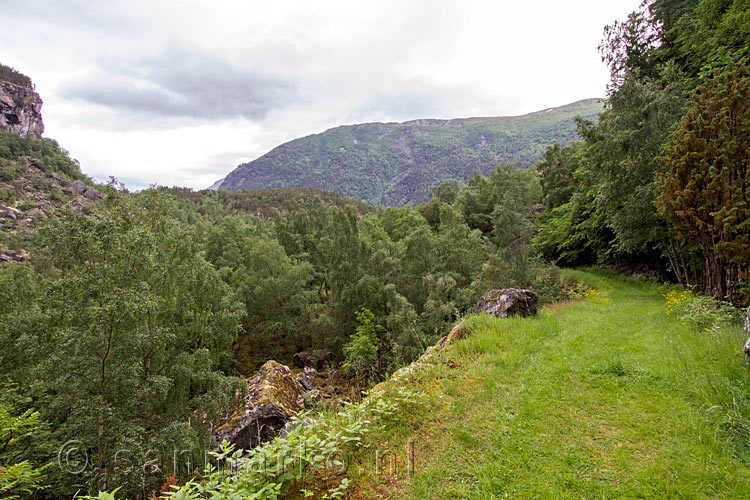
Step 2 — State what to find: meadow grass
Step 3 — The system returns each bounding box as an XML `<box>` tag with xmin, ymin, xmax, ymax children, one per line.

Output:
<box><xmin>348</xmin><ymin>269</ymin><xmax>750</xmax><ymax>499</ymax></box>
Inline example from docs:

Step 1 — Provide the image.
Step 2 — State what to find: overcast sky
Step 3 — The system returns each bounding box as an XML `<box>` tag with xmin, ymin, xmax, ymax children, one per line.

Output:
<box><xmin>0</xmin><ymin>1</ymin><xmax>639</xmax><ymax>190</ymax></box>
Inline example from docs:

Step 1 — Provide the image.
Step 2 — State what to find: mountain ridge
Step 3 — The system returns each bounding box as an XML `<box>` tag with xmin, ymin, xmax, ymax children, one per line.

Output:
<box><xmin>219</xmin><ymin>98</ymin><xmax>603</xmax><ymax>206</ymax></box>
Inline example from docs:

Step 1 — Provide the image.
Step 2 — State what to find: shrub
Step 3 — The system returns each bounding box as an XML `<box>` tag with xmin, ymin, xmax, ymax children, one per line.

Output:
<box><xmin>0</xmin><ymin>187</ymin><xmax>14</xmax><ymax>203</ymax></box>
<box><xmin>663</xmin><ymin>288</ymin><xmax>738</xmax><ymax>330</ymax></box>
<box><xmin>0</xmin><ymin>163</ymin><xmax>19</xmax><ymax>182</ymax></box>
<box><xmin>343</xmin><ymin>308</ymin><xmax>381</xmax><ymax>383</ymax></box>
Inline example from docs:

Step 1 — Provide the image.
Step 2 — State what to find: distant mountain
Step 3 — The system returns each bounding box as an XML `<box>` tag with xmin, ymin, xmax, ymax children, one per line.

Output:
<box><xmin>219</xmin><ymin>98</ymin><xmax>603</xmax><ymax>206</ymax></box>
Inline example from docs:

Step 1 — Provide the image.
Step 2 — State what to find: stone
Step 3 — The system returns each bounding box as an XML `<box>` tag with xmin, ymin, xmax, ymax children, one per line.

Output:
<box><xmin>82</xmin><ymin>186</ymin><xmax>104</xmax><ymax>201</ymax></box>
<box><xmin>70</xmin><ymin>180</ymin><xmax>87</xmax><ymax>195</ymax></box>
<box><xmin>474</xmin><ymin>288</ymin><xmax>538</xmax><ymax>318</ymax></box>
<box><xmin>293</xmin><ymin>348</ymin><xmax>332</xmax><ymax>371</ymax></box>
<box><xmin>298</xmin><ymin>366</ymin><xmax>318</xmax><ymax>391</ymax></box>
<box><xmin>0</xmin><ymin>249</ymin><xmax>27</xmax><ymax>263</ymax></box>
<box><xmin>531</xmin><ymin>203</ymin><xmax>546</xmax><ymax>215</ymax></box>
<box><xmin>3</xmin><ymin>206</ymin><xmax>20</xmax><ymax>220</ymax></box>
<box><xmin>26</xmin><ymin>208</ymin><xmax>46</xmax><ymax>219</ymax></box>
<box><xmin>215</xmin><ymin>360</ymin><xmax>304</xmax><ymax>449</ymax></box>
<box><xmin>68</xmin><ymin>180</ymin><xmax>103</xmax><ymax>201</ymax></box>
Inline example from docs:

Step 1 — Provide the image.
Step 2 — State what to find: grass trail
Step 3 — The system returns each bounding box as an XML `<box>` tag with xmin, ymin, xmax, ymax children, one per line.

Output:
<box><xmin>351</xmin><ymin>270</ymin><xmax>750</xmax><ymax>499</ymax></box>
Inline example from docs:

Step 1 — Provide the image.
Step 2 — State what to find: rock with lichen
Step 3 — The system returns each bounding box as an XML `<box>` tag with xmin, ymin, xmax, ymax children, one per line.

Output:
<box><xmin>215</xmin><ymin>360</ymin><xmax>304</xmax><ymax>449</ymax></box>
<box><xmin>474</xmin><ymin>288</ymin><xmax>538</xmax><ymax>318</ymax></box>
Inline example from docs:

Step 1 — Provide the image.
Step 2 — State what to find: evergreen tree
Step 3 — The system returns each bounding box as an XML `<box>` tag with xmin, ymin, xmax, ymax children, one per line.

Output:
<box><xmin>657</xmin><ymin>61</ymin><xmax>750</xmax><ymax>299</ymax></box>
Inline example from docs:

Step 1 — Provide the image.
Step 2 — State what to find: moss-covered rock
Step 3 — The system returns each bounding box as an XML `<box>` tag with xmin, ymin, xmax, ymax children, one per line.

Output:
<box><xmin>215</xmin><ymin>360</ymin><xmax>304</xmax><ymax>449</ymax></box>
<box><xmin>474</xmin><ymin>288</ymin><xmax>538</xmax><ymax>318</ymax></box>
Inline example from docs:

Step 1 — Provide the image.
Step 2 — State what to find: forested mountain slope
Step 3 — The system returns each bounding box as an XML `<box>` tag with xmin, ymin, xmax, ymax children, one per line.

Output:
<box><xmin>219</xmin><ymin>99</ymin><xmax>603</xmax><ymax>206</ymax></box>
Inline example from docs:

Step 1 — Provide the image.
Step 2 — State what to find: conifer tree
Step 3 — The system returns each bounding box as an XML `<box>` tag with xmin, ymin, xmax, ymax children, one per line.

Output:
<box><xmin>657</xmin><ymin>61</ymin><xmax>750</xmax><ymax>298</ymax></box>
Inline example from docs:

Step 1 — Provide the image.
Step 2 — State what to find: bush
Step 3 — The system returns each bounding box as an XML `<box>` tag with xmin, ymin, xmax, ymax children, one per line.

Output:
<box><xmin>0</xmin><ymin>187</ymin><xmax>14</xmax><ymax>203</ymax></box>
<box><xmin>16</xmin><ymin>200</ymin><xmax>36</xmax><ymax>212</ymax></box>
<box><xmin>343</xmin><ymin>308</ymin><xmax>381</xmax><ymax>383</ymax></box>
<box><xmin>0</xmin><ymin>163</ymin><xmax>19</xmax><ymax>182</ymax></box>
<box><xmin>30</xmin><ymin>175</ymin><xmax>47</xmax><ymax>190</ymax></box>
<box><xmin>663</xmin><ymin>288</ymin><xmax>738</xmax><ymax>331</ymax></box>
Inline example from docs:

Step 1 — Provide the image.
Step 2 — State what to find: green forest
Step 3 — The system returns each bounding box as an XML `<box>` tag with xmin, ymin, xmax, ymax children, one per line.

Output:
<box><xmin>1</xmin><ymin>0</ymin><xmax>749</xmax><ymax>498</ymax></box>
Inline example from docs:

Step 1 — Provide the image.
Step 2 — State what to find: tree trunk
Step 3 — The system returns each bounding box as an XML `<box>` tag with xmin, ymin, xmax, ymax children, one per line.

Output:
<box><xmin>98</xmin><ymin>359</ymin><xmax>107</xmax><ymax>491</ymax></box>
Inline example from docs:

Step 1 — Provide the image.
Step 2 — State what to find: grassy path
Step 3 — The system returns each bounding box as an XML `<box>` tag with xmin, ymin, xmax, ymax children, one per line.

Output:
<box><xmin>353</xmin><ymin>270</ymin><xmax>750</xmax><ymax>499</ymax></box>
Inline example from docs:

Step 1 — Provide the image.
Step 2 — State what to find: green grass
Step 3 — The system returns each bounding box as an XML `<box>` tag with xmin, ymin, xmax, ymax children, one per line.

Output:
<box><xmin>349</xmin><ymin>269</ymin><xmax>750</xmax><ymax>499</ymax></box>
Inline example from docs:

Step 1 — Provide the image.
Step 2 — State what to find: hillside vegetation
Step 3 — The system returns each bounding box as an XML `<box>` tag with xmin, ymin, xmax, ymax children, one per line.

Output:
<box><xmin>220</xmin><ymin>99</ymin><xmax>603</xmax><ymax>206</ymax></box>
<box><xmin>0</xmin><ymin>131</ymin><xmax>99</xmax><ymax>252</ymax></box>
<box><xmin>0</xmin><ymin>63</ymin><xmax>33</xmax><ymax>89</ymax></box>
<box><xmin>1</xmin><ymin>162</ymin><xmax>563</xmax><ymax>499</ymax></box>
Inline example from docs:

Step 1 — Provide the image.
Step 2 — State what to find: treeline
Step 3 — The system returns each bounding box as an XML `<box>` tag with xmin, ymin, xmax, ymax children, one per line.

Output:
<box><xmin>160</xmin><ymin>185</ymin><xmax>374</xmax><ymax>220</ymax></box>
<box><xmin>534</xmin><ymin>0</ymin><xmax>749</xmax><ymax>305</ymax></box>
<box><xmin>1</xmin><ymin>159</ymin><xmax>561</xmax><ymax>498</ymax></box>
<box><xmin>0</xmin><ymin>63</ymin><xmax>33</xmax><ymax>89</ymax></box>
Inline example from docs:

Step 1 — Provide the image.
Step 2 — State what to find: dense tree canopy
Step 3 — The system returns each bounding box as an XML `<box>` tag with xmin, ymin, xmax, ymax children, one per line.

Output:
<box><xmin>657</xmin><ymin>61</ymin><xmax>750</xmax><ymax>298</ymax></box>
<box><xmin>534</xmin><ymin>0</ymin><xmax>749</xmax><ymax>301</ymax></box>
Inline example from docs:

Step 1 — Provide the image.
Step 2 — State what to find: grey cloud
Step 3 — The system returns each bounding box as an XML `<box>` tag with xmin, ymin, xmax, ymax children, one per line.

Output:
<box><xmin>349</xmin><ymin>79</ymin><xmax>498</xmax><ymax>124</ymax></box>
<box><xmin>352</xmin><ymin>92</ymin><xmax>445</xmax><ymax>123</ymax></box>
<box><xmin>0</xmin><ymin>0</ymin><xmax>137</xmax><ymax>34</ymax></box>
<box><xmin>61</xmin><ymin>50</ymin><xmax>299</xmax><ymax>121</ymax></box>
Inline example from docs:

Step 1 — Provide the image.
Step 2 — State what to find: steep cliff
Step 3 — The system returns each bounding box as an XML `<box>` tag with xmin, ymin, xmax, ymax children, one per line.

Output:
<box><xmin>0</xmin><ymin>64</ymin><xmax>44</xmax><ymax>139</ymax></box>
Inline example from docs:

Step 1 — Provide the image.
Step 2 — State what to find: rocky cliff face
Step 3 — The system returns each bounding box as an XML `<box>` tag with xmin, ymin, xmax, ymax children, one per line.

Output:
<box><xmin>0</xmin><ymin>80</ymin><xmax>44</xmax><ymax>139</ymax></box>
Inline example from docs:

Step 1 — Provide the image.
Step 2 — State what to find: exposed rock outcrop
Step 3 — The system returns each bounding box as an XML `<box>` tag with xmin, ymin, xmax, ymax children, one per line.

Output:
<box><xmin>293</xmin><ymin>348</ymin><xmax>332</xmax><ymax>371</ymax></box>
<box><xmin>474</xmin><ymin>288</ymin><xmax>538</xmax><ymax>318</ymax></box>
<box><xmin>0</xmin><ymin>249</ymin><xmax>28</xmax><ymax>263</ymax></box>
<box><xmin>215</xmin><ymin>360</ymin><xmax>304</xmax><ymax>449</ymax></box>
<box><xmin>0</xmin><ymin>80</ymin><xmax>43</xmax><ymax>139</ymax></box>
<box><xmin>70</xmin><ymin>179</ymin><xmax>104</xmax><ymax>201</ymax></box>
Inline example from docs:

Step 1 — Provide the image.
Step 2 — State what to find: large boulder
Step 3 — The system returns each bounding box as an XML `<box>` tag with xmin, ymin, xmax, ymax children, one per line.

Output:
<box><xmin>215</xmin><ymin>360</ymin><xmax>304</xmax><ymax>449</ymax></box>
<box><xmin>70</xmin><ymin>180</ymin><xmax>104</xmax><ymax>201</ymax></box>
<box><xmin>293</xmin><ymin>348</ymin><xmax>332</xmax><ymax>370</ymax></box>
<box><xmin>70</xmin><ymin>180</ymin><xmax>87</xmax><ymax>195</ymax></box>
<box><xmin>474</xmin><ymin>288</ymin><xmax>538</xmax><ymax>318</ymax></box>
